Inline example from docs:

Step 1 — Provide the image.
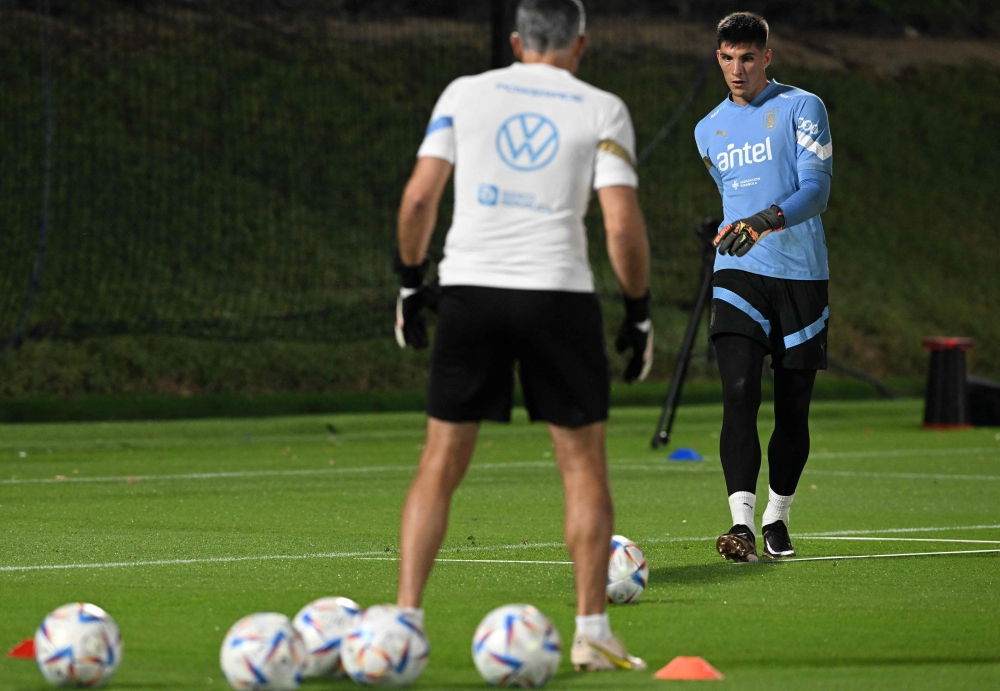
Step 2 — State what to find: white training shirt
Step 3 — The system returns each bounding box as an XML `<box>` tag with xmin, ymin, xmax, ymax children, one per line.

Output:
<box><xmin>417</xmin><ymin>62</ymin><xmax>638</xmax><ymax>293</ymax></box>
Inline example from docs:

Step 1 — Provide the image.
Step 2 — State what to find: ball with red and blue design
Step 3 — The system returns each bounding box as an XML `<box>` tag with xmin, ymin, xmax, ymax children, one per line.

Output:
<box><xmin>340</xmin><ymin>605</ymin><xmax>429</xmax><ymax>687</ymax></box>
<box><xmin>472</xmin><ymin>604</ymin><xmax>561</xmax><ymax>687</ymax></box>
<box><xmin>34</xmin><ymin>602</ymin><xmax>123</xmax><ymax>688</ymax></box>
<box><xmin>606</xmin><ymin>535</ymin><xmax>649</xmax><ymax>604</ymax></box>
<box><xmin>219</xmin><ymin>612</ymin><xmax>307</xmax><ymax>691</ymax></box>
<box><xmin>292</xmin><ymin>596</ymin><xmax>361</xmax><ymax>678</ymax></box>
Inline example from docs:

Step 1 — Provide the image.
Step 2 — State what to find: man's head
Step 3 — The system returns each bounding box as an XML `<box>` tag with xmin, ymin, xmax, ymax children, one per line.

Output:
<box><xmin>512</xmin><ymin>0</ymin><xmax>587</xmax><ymax>72</ymax></box>
<box><xmin>716</xmin><ymin>12</ymin><xmax>772</xmax><ymax>105</ymax></box>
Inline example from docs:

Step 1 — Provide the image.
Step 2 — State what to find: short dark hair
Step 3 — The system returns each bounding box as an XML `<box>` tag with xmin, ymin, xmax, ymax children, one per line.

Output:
<box><xmin>717</xmin><ymin>12</ymin><xmax>769</xmax><ymax>50</ymax></box>
<box><xmin>516</xmin><ymin>0</ymin><xmax>586</xmax><ymax>54</ymax></box>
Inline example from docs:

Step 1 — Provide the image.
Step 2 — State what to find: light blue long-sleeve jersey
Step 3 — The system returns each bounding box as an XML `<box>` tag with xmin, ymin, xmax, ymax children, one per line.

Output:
<box><xmin>694</xmin><ymin>80</ymin><xmax>833</xmax><ymax>280</ymax></box>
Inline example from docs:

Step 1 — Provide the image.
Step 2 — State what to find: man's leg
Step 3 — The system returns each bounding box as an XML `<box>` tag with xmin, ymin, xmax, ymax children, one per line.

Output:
<box><xmin>760</xmin><ymin>367</ymin><xmax>817</xmax><ymax>557</ymax></box>
<box><xmin>551</xmin><ymin>422</ymin><xmax>646</xmax><ymax>672</ymax></box>
<box><xmin>549</xmin><ymin>422</ymin><xmax>613</xmax><ymax>617</ymax></box>
<box><xmin>713</xmin><ymin>333</ymin><xmax>768</xmax><ymax>561</ymax></box>
<box><xmin>397</xmin><ymin>418</ymin><xmax>479</xmax><ymax>611</ymax></box>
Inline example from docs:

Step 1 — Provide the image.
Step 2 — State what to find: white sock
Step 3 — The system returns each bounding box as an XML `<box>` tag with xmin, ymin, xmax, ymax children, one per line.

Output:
<box><xmin>728</xmin><ymin>491</ymin><xmax>756</xmax><ymax>536</ymax></box>
<box><xmin>401</xmin><ymin>607</ymin><xmax>424</xmax><ymax>627</ymax></box>
<box><xmin>575</xmin><ymin>613</ymin><xmax>611</xmax><ymax>642</ymax></box>
<box><xmin>761</xmin><ymin>486</ymin><xmax>794</xmax><ymax>527</ymax></box>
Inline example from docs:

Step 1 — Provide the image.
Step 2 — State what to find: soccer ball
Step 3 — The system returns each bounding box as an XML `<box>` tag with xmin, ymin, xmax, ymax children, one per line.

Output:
<box><xmin>291</xmin><ymin>596</ymin><xmax>362</xmax><ymax>678</ymax></box>
<box><xmin>606</xmin><ymin>535</ymin><xmax>649</xmax><ymax>604</ymax></box>
<box><xmin>472</xmin><ymin>604</ymin><xmax>561</xmax><ymax>687</ymax></box>
<box><xmin>341</xmin><ymin>605</ymin><xmax>429</xmax><ymax>687</ymax></box>
<box><xmin>34</xmin><ymin>602</ymin><xmax>123</xmax><ymax>688</ymax></box>
<box><xmin>219</xmin><ymin>612</ymin><xmax>307</xmax><ymax>691</ymax></box>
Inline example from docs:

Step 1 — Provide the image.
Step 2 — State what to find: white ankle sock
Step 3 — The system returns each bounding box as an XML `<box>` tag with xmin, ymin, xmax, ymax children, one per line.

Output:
<box><xmin>401</xmin><ymin>607</ymin><xmax>425</xmax><ymax>627</ymax></box>
<box><xmin>728</xmin><ymin>491</ymin><xmax>756</xmax><ymax>536</ymax></box>
<box><xmin>575</xmin><ymin>613</ymin><xmax>611</xmax><ymax>642</ymax></box>
<box><xmin>761</xmin><ymin>486</ymin><xmax>794</xmax><ymax>527</ymax></box>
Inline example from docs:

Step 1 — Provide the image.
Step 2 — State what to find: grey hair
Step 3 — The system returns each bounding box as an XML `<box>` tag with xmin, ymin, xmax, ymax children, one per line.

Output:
<box><xmin>515</xmin><ymin>0</ymin><xmax>586</xmax><ymax>54</ymax></box>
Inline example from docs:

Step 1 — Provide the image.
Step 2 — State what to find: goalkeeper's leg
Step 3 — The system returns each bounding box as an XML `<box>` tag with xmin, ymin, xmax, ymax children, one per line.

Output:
<box><xmin>761</xmin><ymin>367</ymin><xmax>817</xmax><ymax>558</ymax></box>
<box><xmin>714</xmin><ymin>334</ymin><xmax>767</xmax><ymax>561</ymax></box>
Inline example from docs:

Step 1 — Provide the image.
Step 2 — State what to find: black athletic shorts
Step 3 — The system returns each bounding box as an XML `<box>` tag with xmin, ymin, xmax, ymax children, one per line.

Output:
<box><xmin>709</xmin><ymin>269</ymin><xmax>829</xmax><ymax>370</ymax></box>
<box><xmin>427</xmin><ymin>286</ymin><xmax>609</xmax><ymax>427</ymax></box>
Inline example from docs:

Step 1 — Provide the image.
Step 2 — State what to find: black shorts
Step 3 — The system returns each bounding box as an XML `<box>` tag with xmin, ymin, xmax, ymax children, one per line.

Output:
<box><xmin>427</xmin><ymin>286</ymin><xmax>609</xmax><ymax>427</ymax></box>
<box><xmin>709</xmin><ymin>269</ymin><xmax>829</xmax><ymax>370</ymax></box>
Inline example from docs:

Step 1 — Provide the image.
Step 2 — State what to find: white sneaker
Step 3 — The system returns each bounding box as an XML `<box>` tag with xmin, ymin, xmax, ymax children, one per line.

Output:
<box><xmin>570</xmin><ymin>631</ymin><xmax>647</xmax><ymax>672</ymax></box>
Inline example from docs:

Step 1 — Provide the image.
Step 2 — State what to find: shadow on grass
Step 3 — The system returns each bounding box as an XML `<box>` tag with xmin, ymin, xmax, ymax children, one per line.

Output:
<box><xmin>726</xmin><ymin>655</ymin><xmax>1000</xmax><ymax>668</ymax></box>
<box><xmin>649</xmin><ymin>560</ymin><xmax>766</xmax><ymax>587</ymax></box>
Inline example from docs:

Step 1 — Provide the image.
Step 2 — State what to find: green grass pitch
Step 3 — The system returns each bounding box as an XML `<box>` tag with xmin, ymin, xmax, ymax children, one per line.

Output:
<box><xmin>1</xmin><ymin>400</ymin><xmax>998</xmax><ymax>690</ymax></box>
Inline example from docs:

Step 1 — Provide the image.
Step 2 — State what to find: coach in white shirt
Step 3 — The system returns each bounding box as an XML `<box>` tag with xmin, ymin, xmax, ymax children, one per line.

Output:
<box><xmin>393</xmin><ymin>0</ymin><xmax>651</xmax><ymax>673</ymax></box>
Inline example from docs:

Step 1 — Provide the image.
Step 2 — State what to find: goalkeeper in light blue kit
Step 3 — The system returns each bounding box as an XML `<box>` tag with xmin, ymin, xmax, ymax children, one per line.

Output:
<box><xmin>694</xmin><ymin>12</ymin><xmax>833</xmax><ymax>561</ymax></box>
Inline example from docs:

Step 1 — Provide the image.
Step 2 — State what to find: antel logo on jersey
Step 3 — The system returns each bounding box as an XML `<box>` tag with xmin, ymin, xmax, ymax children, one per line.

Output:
<box><xmin>496</xmin><ymin>113</ymin><xmax>560</xmax><ymax>171</ymax></box>
<box><xmin>716</xmin><ymin>136</ymin><xmax>773</xmax><ymax>172</ymax></box>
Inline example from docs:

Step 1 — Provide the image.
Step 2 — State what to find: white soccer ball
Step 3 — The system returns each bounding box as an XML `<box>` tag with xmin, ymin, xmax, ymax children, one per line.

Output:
<box><xmin>292</xmin><ymin>596</ymin><xmax>362</xmax><ymax>678</ymax></box>
<box><xmin>606</xmin><ymin>535</ymin><xmax>649</xmax><ymax>604</ymax></box>
<box><xmin>472</xmin><ymin>604</ymin><xmax>561</xmax><ymax>687</ymax></box>
<box><xmin>219</xmin><ymin>612</ymin><xmax>307</xmax><ymax>691</ymax></box>
<box><xmin>34</xmin><ymin>602</ymin><xmax>123</xmax><ymax>688</ymax></box>
<box><xmin>341</xmin><ymin>605</ymin><xmax>429</xmax><ymax>687</ymax></box>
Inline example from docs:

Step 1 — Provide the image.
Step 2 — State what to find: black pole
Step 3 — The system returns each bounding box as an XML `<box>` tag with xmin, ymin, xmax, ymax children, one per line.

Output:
<box><xmin>651</xmin><ymin>220</ymin><xmax>719</xmax><ymax>449</ymax></box>
<box><xmin>491</xmin><ymin>0</ymin><xmax>515</xmax><ymax>69</ymax></box>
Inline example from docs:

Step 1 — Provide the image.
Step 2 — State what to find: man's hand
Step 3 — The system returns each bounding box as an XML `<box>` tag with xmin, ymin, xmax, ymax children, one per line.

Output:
<box><xmin>714</xmin><ymin>205</ymin><xmax>785</xmax><ymax>257</ymax></box>
<box><xmin>615</xmin><ymin>290</ymin><xmax>654</xmax><ymax>383</ymax></box>
<box><xmin>394</xmin><ymin>253</ymin><xmax>438</xmax><ymax>350</ymax></box>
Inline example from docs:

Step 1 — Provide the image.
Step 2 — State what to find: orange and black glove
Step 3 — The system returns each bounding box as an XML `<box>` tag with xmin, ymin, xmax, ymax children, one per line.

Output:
<box><xmin>714</xmin><ymin>206</ymin><xmax>785</xmax><ymax>257</ymax></box>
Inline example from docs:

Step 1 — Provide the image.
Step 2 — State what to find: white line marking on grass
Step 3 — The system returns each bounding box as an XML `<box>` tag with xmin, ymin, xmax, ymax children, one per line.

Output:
<box><xmin>808</xmin><ymin>447</ymin><xmax>1000</xmax><ymax>460</ymax></box>
<box><xmin>611</xmin><ymin>465</ymin><xmax>1000</xmax><ymax>482</ymax></box>
<box><xmin>6</xmin><ymin>450</ymin><xmax>998</xmax><ymax>487</ymax></box>
<box><xmin>3</xmin><ymin>524</ymin><xmax>998</xmax><ymax>574</ymax></box>
<box><xmin>801</xmin><ymin>537</ymin><xmax>1000</xmax><ymax>545</ymax></box>
<box><xmin>769</xmin><ymin>549</ymin><xmax>1000</xmax><ymax>564</ymax></box>
<box><xmin>805</xmin><ymin>469</ymin><xmax>1000</xmax><ymax>482</ymax></box>
<box><xmin>614</xmin><ymin>447</ymin><xmax>1000</xmax><ymax>466</ymax></box>
<box><xmin>797</xmin><ymin>524</ymin><xmax>1000</xmax><ymax>537</ymax></box>
<box><xmin>0</xmin><ymin>540</ymin><xmax>570</xmax><ymax>573</ymax></box>
<box><xmin>358</xmin><ymin>558</ymin><xmax>574</xmax><ymax>565</ymax></box>
<box><xmin>0</xmin><ymin>550</ymin><xmax>388</xmax><ymax>573</ymax></box>
<box><xmin>0</xmin><ymin>462</ymin><xmax>554</xmax><ymax>486</ymax></box>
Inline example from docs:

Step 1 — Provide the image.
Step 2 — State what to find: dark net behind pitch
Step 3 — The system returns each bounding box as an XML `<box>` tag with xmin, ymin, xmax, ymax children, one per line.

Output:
<box><xmin>0</xmin><ymin>1</ymin><xmax>713</xmax><ymax>352</ymax></box>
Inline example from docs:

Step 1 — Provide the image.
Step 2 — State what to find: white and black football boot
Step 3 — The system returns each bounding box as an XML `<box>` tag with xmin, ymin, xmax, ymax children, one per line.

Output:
<box><xmin>762</xmin><ymin>520</ymin><xmax>796</xmax><ymax>559</ymax></box>
<box><xmin>715</xmin><ymin>524</ymin><xmax>758</xmax><ymax>563</ymax></box>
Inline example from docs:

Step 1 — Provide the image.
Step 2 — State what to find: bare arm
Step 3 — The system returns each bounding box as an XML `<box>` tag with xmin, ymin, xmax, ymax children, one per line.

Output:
<box><xmin>598</xmin><ymin>185</ymin><xmax>649</xmax><ymax>299</ymax></box>
<box><xmin>397</xmin><ymin>157</ymin><xmax>453</xmax><ymax>265</ymax></box>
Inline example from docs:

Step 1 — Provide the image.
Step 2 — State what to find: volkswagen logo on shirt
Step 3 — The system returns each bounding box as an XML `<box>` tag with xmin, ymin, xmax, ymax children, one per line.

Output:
<box><xmin>496</xmin><ymin>113</ymin><xmax>560</xmax><ymax>171</ymax></box>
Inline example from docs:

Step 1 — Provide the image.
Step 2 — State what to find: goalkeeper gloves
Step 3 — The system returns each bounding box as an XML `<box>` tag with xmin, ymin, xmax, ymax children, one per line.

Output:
<box><xmin>615</xmin><ymin>290</ymin><xmax>654</xmax><ymax>383</ymax></box>
<box><xmin>714</xmin><ymin>205</ymin><xmax>785</xmax><ymax>257</ymax></box>
<box><xmin>394</xmin><ymin>252</ymin><xmax>439</xmax><ymax>350</ymax></box>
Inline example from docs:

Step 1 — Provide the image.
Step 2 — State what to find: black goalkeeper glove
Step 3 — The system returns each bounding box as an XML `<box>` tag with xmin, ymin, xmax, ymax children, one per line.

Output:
<box><xmin>615</xmin><ymin>290</ymin><xmax>654</xmax><ymax>383</ymax></box>
<box><xmin>394</xmin><ymin>252</ymin><xmax>439</xmax><ymax>350</ymax></box>
<box><xmin>714</xmin><ymin>205</ymin><xmax>785</xmax><ymax>257</ymax></box>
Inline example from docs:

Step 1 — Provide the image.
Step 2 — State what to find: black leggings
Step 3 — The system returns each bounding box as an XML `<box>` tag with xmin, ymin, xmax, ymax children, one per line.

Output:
<box><xmin>714</xmin><ymin>334</ymin><xmax>816</xmax><ymax>496</ymax></box>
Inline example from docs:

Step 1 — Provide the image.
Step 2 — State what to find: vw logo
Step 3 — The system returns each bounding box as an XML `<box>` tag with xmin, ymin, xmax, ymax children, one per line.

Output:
<box><xmin>496</xmin><ymin>113</ymin><xmax>560</xmax><ymax>171</ymax></box>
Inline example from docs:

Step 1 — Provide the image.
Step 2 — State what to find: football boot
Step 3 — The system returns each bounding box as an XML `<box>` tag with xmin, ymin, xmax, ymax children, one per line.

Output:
<box><xmin>571</xmin><ymin>632</ymin><xmax>647</xmax><ymax>672</ymax></box>
<box><xmin>762</xmin><ymin>520</ymin><xmax>796</xmax><ymax>558</ymax></box>
<box><xmin>716</xmin><ymin>524</ymin><xmax>759</xmax><ymax>563</ymax></box>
